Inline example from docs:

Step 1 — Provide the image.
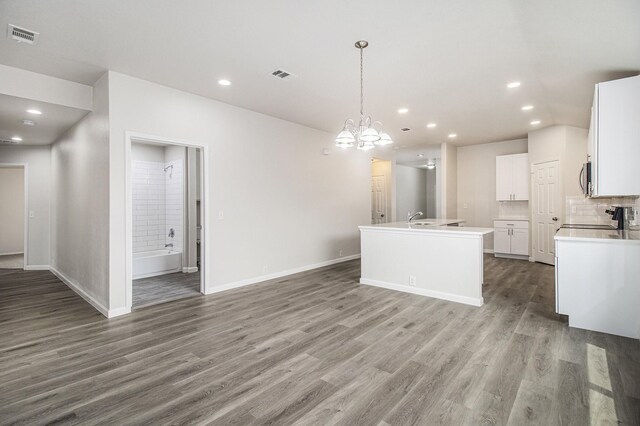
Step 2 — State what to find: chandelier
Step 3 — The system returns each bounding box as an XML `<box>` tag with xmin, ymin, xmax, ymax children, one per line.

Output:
<box><xmin>335</xmin><ymin>40</ymin><xmax>393</xmax><ymax>150</ymax></box>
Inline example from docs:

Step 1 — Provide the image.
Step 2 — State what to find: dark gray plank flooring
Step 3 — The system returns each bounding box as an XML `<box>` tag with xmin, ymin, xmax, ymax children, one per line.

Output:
<box><xmin>0</xmin><ymin>256</ymin><xmax>639</xmax><ymax>425</ymax></box>
<box><xmin>133</xmin><ymin>271</ymin><xmax>201</xmax><ymax>309</ymax></box>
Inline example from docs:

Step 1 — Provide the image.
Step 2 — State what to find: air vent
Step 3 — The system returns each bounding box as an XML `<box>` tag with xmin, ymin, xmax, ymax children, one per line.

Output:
<box><xmin>401</xmin><ymin>128</ymin><xmax>411</xmax><ymax>132</ymax></box>
<box><xmin>7</xmin><ymin>24</ymin><xmax>39</xmax><ymax>45</ymax></box>
<box><xmin>271</xmin><ymin>69</ymin><xmax>297</xmax><ymax>80</ymax></box>
<box><xmin>0</xmin><ymin>139</ymin><xmax>20</xmax><ymax>145</ymax></box>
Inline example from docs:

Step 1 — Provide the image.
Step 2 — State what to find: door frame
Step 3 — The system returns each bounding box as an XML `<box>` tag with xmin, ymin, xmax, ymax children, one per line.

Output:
<box><xmin>530</xmin><ymin>158</ymin><xmax>563</xmax><ymax>264</ymax></box>
<box><xmin>124</xmin><ymin>131</ymin><xmax>210</xmax><ymax>310</ymax></box>
<box><xmin>0</xmin><ymin>163</ymin><xmax>28</xmax><ymax>269</ymax></box>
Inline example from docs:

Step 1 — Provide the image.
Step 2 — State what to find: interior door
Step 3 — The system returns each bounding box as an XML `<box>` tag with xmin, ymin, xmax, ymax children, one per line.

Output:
<box><xmin>371</xmin><ymin>175</ymin><xmax>387</xmax><ymax>224</ymax></box>
<box><xmin>532</xmin><ymin>160</ymin><xmax>561</xmax><ymax>265</ymax></box>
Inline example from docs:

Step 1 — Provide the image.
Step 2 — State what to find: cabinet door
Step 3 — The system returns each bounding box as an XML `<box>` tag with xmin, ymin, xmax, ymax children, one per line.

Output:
<box><xmin>511</xmin><ymin>228</ymin><xmax>529</xmax><ymax>256</ymax></box>
<box><xmin>512</xmin><ymin>154</ymin><xmax>529</xmax><ymax>201</ymax></box>
<box><xmin>596</xmin><ymin>76</ymin><xmax>640</xmax><ymax>196</ymax></box>
<box><xmin>495</xmin><ymin>156</ymin><xmax>513</xmax><ymax>201</ymax></box>
<box><xmin>494</xmin><ymin>228</ymin><xmax>511</xmax><ymax>254</ymax></box>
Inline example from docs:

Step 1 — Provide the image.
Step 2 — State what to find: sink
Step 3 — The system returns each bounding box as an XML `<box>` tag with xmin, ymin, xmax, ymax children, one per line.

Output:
<box><xmin>411</xmin><ymin>222</ymin><xmax>437</xmax><ymax>226</ymax></box>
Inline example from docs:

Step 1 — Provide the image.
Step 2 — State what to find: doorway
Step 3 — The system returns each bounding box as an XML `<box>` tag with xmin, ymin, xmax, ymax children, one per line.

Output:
<box><xmin>371</xmin><ymin>159</ymin><xmax>392</xmax><ymax>224</ymax></box>
<box><xmin>0</xmin><ymin>165</ymin><xmax>27</xmax><ymax>269</ymax></box>
<box><xmin>532</xmin><ymin>160</ymin><xmax>562</xmax><ymax>265</ymax></box>
<box><xmin>126</xmin><ymin>137</ymin><xmax>206</xmax><ymax>309</ymax></box>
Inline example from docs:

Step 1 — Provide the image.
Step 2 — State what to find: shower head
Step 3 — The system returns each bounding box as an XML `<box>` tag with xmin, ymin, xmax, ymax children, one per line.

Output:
<box><xmin>163</xmin><ymin>165</ymin><xmax>173</xmax><ymax>172</ymax></box>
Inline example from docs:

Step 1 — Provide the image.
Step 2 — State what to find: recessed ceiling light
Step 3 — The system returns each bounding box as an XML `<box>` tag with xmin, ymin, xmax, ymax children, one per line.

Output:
<box><xmin>427</xmin><ymin>123</ymin><xmax>437</xmax><ymax>128</ymax></box>
<box><xmin>218</xmin><ymin>79</ymin><xmax>231</xmax><ymax>86</ymax></box>
<box><xmin>26</xmin><ymin>109</ymin><xmax>42</xmax><ymax>115</ymax></box>
<box><xmin>521</xmin><ymin>105</ymin><xmax>534</xmax><ymax>111</ymax></box>
<box><xmin>398</xmin><ymin>108</ymin><xmax>409</xmax><ymax>114</ymax></box>
<box><xmin>530</xmin><ymin>120</ymin><xmax>541</xmax><ymax>125</ymax></box>
<box><xmin>11</xmin><ymin>136</ymin><xmax>22</xmax><ymax>142</ymax></box>
<box><xmin>507</xmin><ymin>81</ymin><xmax>521</xmax><ymax>89</ymax></box>
<box><xmin>448</xmin><ymin>133</ymin><xmax>457</xmax><ymax>139</ymax></box>
<box><xmin>417</xmin><ymin>153</ymin><xmax>424</xmax><ymax>157</ymax></box>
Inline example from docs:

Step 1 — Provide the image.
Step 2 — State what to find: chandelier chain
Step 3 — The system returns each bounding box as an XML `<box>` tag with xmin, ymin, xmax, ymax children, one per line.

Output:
<box><xmin>360</xmin><ymin>45</ymin><xmax>364</xmax><ymax>117</ymax></box>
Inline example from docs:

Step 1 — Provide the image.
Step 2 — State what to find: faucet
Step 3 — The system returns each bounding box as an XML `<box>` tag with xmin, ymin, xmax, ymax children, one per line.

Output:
<box><xmin>165</xmin><ymin>243</ymin><xmax>173</xmax><ymax>248</ymax></box>
<box><xmin>408</xmin><ymin>211</ymin><xmax>424</xmax><ymax>223</ymax></box>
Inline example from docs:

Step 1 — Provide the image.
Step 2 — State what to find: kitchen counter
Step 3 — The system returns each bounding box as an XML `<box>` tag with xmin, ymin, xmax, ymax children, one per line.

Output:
<box><xmin>555</xmin><ymin>228</ymin><xmax>640</xmax><ymax>243</ymax></box>
<box><xmin>359</xmin><ymin>219</ymin><xmax>493</xmax><ymax>307</ymax></box>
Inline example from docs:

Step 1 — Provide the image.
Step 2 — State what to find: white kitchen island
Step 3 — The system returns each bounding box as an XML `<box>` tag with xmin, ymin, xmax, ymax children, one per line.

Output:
<box><xmin>359</xmin><ymin>220</ymin><xmax>493</xmax><ymax>306</ymax></box>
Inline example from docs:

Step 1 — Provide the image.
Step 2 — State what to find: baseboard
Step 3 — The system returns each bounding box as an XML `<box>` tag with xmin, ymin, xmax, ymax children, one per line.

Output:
<box><xmin>182</xmin><ymin>266</ymin><xmax>199</xmax><ymax>273</ymax></box>
<box><xmin>24</xmin><ymin>264</ymin><xmax>50</xmax><ymax>271</ymax></box>
<box><xmin>494</xmin><ymin>253</ymin><xmax>529</xmax><ymax>261</ymax></box>
<box><xmin>483</xmin><ymin>249</ymin><xmax>495</xmax><ymax>254</ymax></box>
<box><xmin>359</xmin><ymin>277</ymin><xmax>484</xmax><ymax>307</ymax></box>
<box><xmin>205</xmin><ymin>254</ymin><xmax>361</xmax><ymax>295</ymax></box>
<box><xmin>48</xmin><ymin>266</ymin><xmax>124</xmax><ymax>318</ymax></box>
<box><xmin>0</xmin><ymin>251</ymin><xmax>24</xmax><ymax>256</ymax></box>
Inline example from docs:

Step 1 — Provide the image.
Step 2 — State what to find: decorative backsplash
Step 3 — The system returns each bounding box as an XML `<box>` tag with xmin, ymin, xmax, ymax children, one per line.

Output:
<box><xmin>498</xmin><ymin>201</ymin><xmax>529</xmax><ymax>218</ymax></box>
<box><xmin>565</xmin><ymin>196</ymin><xmax>640</xmax><ymax>226</ymax></box>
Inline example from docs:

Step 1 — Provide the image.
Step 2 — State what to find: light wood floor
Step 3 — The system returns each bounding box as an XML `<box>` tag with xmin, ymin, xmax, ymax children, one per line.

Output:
<box><xmin>133</xmin><ymin>271</ymin><xmax>201</xmax><ymax>309</ymax></box>
<box><xmin>0</xmin><ymin>257</ymin><xmax>639</xmax><ymax>425</ymax></box>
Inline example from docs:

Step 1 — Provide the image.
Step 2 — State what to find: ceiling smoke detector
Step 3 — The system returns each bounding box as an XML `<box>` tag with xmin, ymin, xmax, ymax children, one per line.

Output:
<box><xmin>271</xmin><ymin>69</ymin><xmax>297</xmax><ymax>80</ymax></box>
<box><xmin>0</xmin><ymin>138</ymin><xmax>20</xmax><ymax>145</ymax></box>
<box><xmin>7</xmin><ymin>24</ymin><xmax>39</xmax><ymax>45</ymax></box>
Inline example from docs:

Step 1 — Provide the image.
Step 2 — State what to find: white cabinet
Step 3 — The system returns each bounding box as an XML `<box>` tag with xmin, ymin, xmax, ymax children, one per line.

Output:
<box><xmin>496</xmin><ymin>153</ymin><xmax>529</xmax><ymax>201</ymax></box>
<box><xmin>555</xmin><ymin>236</ymin><xmax>640</xmax><ymax>339</ymax></box>
<box><xmin>588</xmin><ymin>75</ymin><xmax>640</xmax><ymax>197</ymax></box>
<box><xmin>493</xmin><ymin>220</ymin><xmax>529</xmax><ymax>258</ymax></box>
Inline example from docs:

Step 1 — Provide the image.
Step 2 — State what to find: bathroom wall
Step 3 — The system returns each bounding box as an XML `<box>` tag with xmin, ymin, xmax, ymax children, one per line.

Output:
<box><xmin>131</xmin><ymin>143</ymin><xmax>185</xmax><ymax>254</ymax></box>
<box><xmin>131</xmin><ymin>143</ymin><xmax>166</xmax><ymax>253</ymax></box>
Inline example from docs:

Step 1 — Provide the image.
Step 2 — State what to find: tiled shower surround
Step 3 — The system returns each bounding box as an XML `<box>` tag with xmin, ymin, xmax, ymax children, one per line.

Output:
<box><xmin>132</xmin><ymin>159</ymin><xmax>183</xmax><ymax>253</ymax></box>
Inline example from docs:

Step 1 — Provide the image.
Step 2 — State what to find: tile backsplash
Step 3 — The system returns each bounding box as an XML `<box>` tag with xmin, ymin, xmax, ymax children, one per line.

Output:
<box><xmin>565</xmin><ymin>196</ymin><xmax>640</xmax><ymax>227</ymax></box>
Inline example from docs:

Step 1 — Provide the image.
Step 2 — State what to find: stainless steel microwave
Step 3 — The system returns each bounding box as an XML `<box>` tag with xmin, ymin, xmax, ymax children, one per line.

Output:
<box><xmin>580</xmin><ymin>161</ymin><xmax>592</xmax><ymax>196</ymax></box>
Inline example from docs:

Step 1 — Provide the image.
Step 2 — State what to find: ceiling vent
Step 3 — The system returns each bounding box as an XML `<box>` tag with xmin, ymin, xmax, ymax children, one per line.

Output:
<box><xmin>7</xmin><ymin>24</ymin><xmax>39</xmax><ymax>45</ymax></box>
<box><xmin>271</xmin><ymin>69</ymin><xmax>297</xmax><ymax>80</ymax></box>
<box><xmin>0</xmin><ymin>139</ymin><xmax>20</xmax><ymax>145</ymax></box>
<box><xmin>401</xmin><ymin>128</ymin><xmax>411</xmax><ymax>132</ymax></box>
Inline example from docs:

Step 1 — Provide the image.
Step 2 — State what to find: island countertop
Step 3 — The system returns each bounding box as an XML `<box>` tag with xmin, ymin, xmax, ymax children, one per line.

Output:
<box><xmin>359</xmin><ymin>219</ymin><xmax>493</xmax><ymax>236</ymax></box>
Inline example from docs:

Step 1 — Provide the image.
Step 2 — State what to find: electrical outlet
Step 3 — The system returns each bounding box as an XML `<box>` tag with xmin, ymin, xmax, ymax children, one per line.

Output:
<box><xmin>409</xmin><ymin>275</ymin><xmax>416</xmax><ymax>286</ymax></box>
<box><xmin>339</xmin><ymin>249</ymin><xmax>343</xmax><ymax>257</ymax></box>
<box><xmin>463</xmin><ymin>203</ymin><xmax>468</xmax><ymax>209</ymax></box>
<box><xmin>218</xmin><ymin>210</ymin><xmax>224</xmax><ymax>220</ymax></box>
<box><xmin>263</xmin><ymin>265</ymin><xmax>268</xmax><ymax>273</ymax></box>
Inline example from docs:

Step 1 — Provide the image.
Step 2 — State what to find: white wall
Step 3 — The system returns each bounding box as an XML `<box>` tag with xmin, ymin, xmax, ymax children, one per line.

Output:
<box><xmin>107</xmin><ymin>71</ymin><xmax>371</xmax><ymax>312</ymax></box>
<box><xmin>51</xmin><ymin>73</ymin><xmax>110</xmax><ymax>310</ymax></box>
<box><xmin>0</xmin><ymin>167</ymin><xmax>25</xmax><ymax>255</ymax></box>
<box><xmin>441</xmin><ymin>142</ymin><xmax>458</xmax><ymax>218</ymax></box>
<box><xmin>0</xmin><ymin>145</ymin><xmax>51</xmax><ymax>266</ymax></box>
<box><xmin>426</xmin><ymin>167</ymin><xmax>437</xmax><ymax>218</ymax></box>
<box><xmin>457</xmin><ymin>138</ymin><xmax>529</xmax><ymax>250</ymax></box>
<box><xmin>395</xmin><ymin>165</ymin><xmax>426</xmax><ymax>220</ymax></box>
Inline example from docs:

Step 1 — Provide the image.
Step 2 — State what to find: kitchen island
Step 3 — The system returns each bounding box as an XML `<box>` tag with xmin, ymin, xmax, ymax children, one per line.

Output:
<box><xmin>359</xmin><ymin>219</ymin><xmax>493</xmax><ymax>306</ymax></box>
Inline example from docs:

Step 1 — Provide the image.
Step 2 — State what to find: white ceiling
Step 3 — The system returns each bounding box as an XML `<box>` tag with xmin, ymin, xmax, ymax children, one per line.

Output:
<box><xmin>0</xmin><ymin>94</ymin><xmax>89</xmax><ymax>145</ymax></box>
<box><xmin>0</xmin><ymin>0</ymin><xmax>638</xmax><ymax>147</ymax></box>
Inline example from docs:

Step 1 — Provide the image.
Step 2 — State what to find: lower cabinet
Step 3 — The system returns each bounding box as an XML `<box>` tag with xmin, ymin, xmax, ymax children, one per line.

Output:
<box><xmin>494</xmin><ymin>220</ymin><xmax>529</xmax><ymax>258</ymax></box>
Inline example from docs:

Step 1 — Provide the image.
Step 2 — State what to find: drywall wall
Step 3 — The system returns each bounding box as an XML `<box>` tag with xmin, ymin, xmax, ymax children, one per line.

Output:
<box><xmin>396</xmin><ymin>165</ymin><xmax>427</xmax><ymax>220</ymax></box>
<box><xmin>564</xmin><ymin>126</ymin><xmax>589</xmax><ymax>197</ymax></box>
<box><xmin>426</xmin><ymin>168</ymin><xmax>437</xmax><ymax>218</ymax></box>
<box><xmin>0</xmin><ymin>167</ymin><xmax>25</xmax><ymax>255</ymax></box>
<box><xmin>456</xmin><ymin>138</ymin><xmax>528</xmax><ymax>250</ymax></box>
<box><xmin>0</xmin><ymin>145</ymin><xmax>51</xmax><ymax>266</ymax></box>
<box><xmin>131</xmin><ymin>142</ymin><xmax>165</xmax><ymax>162</ymax></box>
<box><xmin>107</xmin><ymin>71</ymin><xmax>371</xmax><ymax>312</ymax></box>
<box><xmin>441</xmin><ymin>142</ymin><xmax>458</xmax><ymax>218</ymax></box>
<box><xmin>51</xmin><ymin>73</ymin><xmax>110</xmax><ymax>311</ymax></box>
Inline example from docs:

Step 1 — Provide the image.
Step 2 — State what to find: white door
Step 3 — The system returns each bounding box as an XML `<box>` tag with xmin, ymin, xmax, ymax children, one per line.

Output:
<box><xmin>532</xmin><ymin>160</ymin><xmax>561</xmax><ymax>265</ymax></box>
<box><xmin>495</xmin><ymin>156</ymin><xmax>512</xmax><ymax>201</ymax></box>
<box><xmin>371</xmin><ymin>175</ymin><xmax>387</xmax><ymax>224</ymax></box>
<box><xmin>494</xmin><ymin>228</ymin><xmax>511</xmax><ymax>254</ymax></box>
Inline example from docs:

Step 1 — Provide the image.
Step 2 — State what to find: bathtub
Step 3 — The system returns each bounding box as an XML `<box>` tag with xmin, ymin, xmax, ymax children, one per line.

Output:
<box><xmin>133</xmin><ymin>250</ymin><xmax>182</xmax><ymax>279</ymax></box>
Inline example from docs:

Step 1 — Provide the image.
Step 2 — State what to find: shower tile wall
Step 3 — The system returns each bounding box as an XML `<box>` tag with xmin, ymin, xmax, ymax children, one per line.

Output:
<box><xmin>132</xmin><ymin>161</ymin><xmax>166</xmax><ymax>253</ymax></box>
<box><xmin>165</xmin><ymin>159</ymin><xmax>183</xmax><ymax>251</ymax></box>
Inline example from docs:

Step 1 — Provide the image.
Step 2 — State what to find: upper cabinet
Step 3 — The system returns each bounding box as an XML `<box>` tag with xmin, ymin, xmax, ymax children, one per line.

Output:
<box><xmin>588</xmin><ymin>75</ymin><xmax>640</xmax><ymax>197</ymax></box>
<box><xmin>496</xmin><ymin>153</ymin><xmax>529</xmax><ymax>201</ymax></box>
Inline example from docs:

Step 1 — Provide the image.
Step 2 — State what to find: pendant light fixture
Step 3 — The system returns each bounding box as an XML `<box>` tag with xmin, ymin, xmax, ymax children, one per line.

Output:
<box><xmin>335</xmin><ymin>40</ymin><xmax>393</xmax><ymax>150</ymax></box>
